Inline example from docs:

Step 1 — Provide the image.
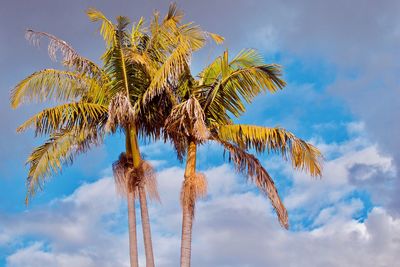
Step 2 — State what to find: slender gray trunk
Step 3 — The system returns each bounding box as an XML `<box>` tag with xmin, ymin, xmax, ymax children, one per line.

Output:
<box><xmin>139</xmin><ymin>186</ymin><xmax>155</xmax><ymax>267</ymax></box>
<box><xmin>128</xmin><ymin>192</ymin><xmax>139</xmax><ymax>267</ymax></box>
<box><xmin>180</xmin><ymin>140</ymin><xmax>197</xmax><ymax>267</ymax></box>
<box><xmin>180</xmin><ymin>204</ymin><xmax>193</xmax><ymax>267</ymax></box>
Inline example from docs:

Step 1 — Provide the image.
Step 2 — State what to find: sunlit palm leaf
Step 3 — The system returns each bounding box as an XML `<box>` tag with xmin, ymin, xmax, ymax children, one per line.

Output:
<box><xmin>17</xmin><ymin>102</ymin><xmax>108</xmax><ymax>136</ymax></box>
<box><xmin>199</xmin><ymin>50</ymin><xmax>286</xmax><ymax>124</ymax></box>
<box><xmin>11</xmin><ymin>69</ymin><xmax>102</xmax><ymax>108</ymax></box>
<box><xmin>218</xmin><ymin>124</ymin><xmax>323</xmax><ymax>176</ymax></box>
<box><xmin>25</xmin><ymin>127</ymin><xmax>103</xmax><ymax>203</ymax></box>
<box><xmin>87</xmin><ymin>8</ymin><xmax>116</xmax><ymax>47</ymax></box>
<box><xmin>143</xmin><ymin>39</ymin><xmax>191</xmax><ymax>103</ymax></box>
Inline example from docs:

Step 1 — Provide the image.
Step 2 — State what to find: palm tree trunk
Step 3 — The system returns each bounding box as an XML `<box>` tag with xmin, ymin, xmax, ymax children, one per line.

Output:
<box><xmin>139</xmin><ymin>186</ymin><xmax>155</xmax><ymax>267</ymax></box>
<box><xmin>128</xmin><ymin>191</ymin><xmax>139</xmax><ymax>267</ymax></box>
<box><xmin>125</xmin><ymin>131</ymin><xmax>139</xmax><ymax>267</ymax></box>
<box><xmin>180</xmin><ymin>140</ymin><xmax>197</xmax><ymax>267</ymax></box>
<box><xmin>129</xmin><ymin>127</ymin><xmax>156</xmax><ymax>267</ymax></box>
<box><xmin>180</xmin><ymin>204</ymin><xmax>193</xmax><ymax>267</ymax></box>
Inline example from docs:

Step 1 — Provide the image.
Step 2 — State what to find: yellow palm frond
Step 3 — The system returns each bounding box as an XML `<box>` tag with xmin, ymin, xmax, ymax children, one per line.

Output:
<box><xmin>199</xmin><ymin>50</ymin><xmax>286</xmax><ymax>124</ymax></box>
<box><xmin>205</xmin><ymin>32</ymin><xmax>224</xmax><ymax>45</ymax></box>
<box><xmin>25</xmin><ymin>127</ymin><xmax>103</xmax><ymax>203</ymax></box>
<box><xmin>143</xmin><ymin>39</ymin><xmax>191</xmax><ymax>103</ymax></box>
<box><xmin>87</xmin><ymin>8</ymin><xmax>116</xmax><ymax>47</ymax></box>
<box><xmin>11</xmin><ymin>69</ymin><xmax>102</xmax><ymax>108</ymax></box>
<box><xmin>229</xmin><ymin>48</ymin><xmax>264</xmax><ymax>68</ymax></box>
<box><xmin>217</xmin><ymin>139</ymin><xmax>288</xmax><ymax>229</ymax></box>
<box><xmin>218</xmin><ymin>124</ymin><xmax>323</xmax><ymax>177</ymax></box>
<box><xmin>17</xmin><ymin>102</ymin><xmax>108</xmax><ymax>136</ymax></box>
<box><xmin>131</xmin><ymin>17</ymin><xmax>145</xmax><ymax>48</ymax></box>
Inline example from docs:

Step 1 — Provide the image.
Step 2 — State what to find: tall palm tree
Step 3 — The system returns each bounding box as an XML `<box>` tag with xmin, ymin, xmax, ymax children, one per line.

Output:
<box><xmin>11</xmin><ymin>4</ymin><xmax>220</xmax><ymax>266</ymax></box>
<box><xmin>162</xmin><ymin>49</ymin><xmax>323</xmax><ymax>267</ymax></box>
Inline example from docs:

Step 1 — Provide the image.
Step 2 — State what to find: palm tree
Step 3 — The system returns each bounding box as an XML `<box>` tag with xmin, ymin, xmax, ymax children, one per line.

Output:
<box><xmin>162</xmin><ymin>49</ymin><xmax>323</xmax><ymax>267</ymax></box>
<box><xmin>11</xmin><ymin>4</ymin><xmax>220</xmax><ymax>266</ymax></box>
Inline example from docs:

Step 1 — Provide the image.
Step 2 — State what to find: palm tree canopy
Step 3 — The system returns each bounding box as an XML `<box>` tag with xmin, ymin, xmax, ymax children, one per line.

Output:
<box><xmin>165</xmin><ymin>48</ymin><xmax>323</xmax><ymax>229</ymax></box>
<box><xmin>12</xmin><ymin>3</ymin><xmax>221</xmax><ymax>202</ymax></box>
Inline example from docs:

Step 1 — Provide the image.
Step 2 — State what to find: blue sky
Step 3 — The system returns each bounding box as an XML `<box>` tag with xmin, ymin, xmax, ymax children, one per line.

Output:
<box><xmin>1</xmin><ymin>1</ymin><xmax>399</xmax><ymax>266</ymax></box>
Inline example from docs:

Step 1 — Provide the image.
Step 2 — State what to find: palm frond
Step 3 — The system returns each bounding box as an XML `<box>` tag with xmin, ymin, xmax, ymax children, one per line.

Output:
<box><xmin>17</xmin><ymin>102</ymin><xmax>108</xmax><ymax>136</ymax></box>
<box><xmin>142</xmin><ymin>39</ymin><xmax>191</xmax><ymax>103</ymax></box>
<box><xmin>25</xmin><ymin>127</ymin><xmax>103</xmax><ymax>203</ymax></box>
<box><xmin>216</xmin><ymin>139</ymin><xmax>288</xmax><ymax>228</ymax></box>
<box><xmin>11</xmin><ymin>69</ymin><xmax>102</xmax><ymax>108</ymax></box>
<box><xmin>87</xmin><ymin>8</ymin><xmax>116</xmax><ymax>47</ymax></box>
<box><xmin>164</xmin><ymin>2</ymin><xmax>184</xmax><ymax>24</ymax></box>
<box><xmin>198</xmin><ymin>50</ymin><xmax>286</xmax><ymax>124</ymax></box>
<box><xmin>204</xmin><ymin>64</ymin><xmax>286</xmax><ymax>121</ymax></box>
<box><xmin>25</xmin><ymin>30</ymin><xmax>104</xmax><ymax>76</ymax></box>
<box><xmin>218</xmin><ymin>125</ymin><xmax>323</xmax><ymax>177</ymax></box>
<box><xmin>229</xmin><ymin>49</ymin><xmax>264</xmax><ymax>69</ymax></box>
<box><xmin>205</xmin><ymin>32</ymin><xmax>224</xmax><ymax>45</ymax></box>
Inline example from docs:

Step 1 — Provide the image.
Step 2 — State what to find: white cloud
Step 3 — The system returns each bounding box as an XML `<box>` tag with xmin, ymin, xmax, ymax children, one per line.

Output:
<box><xmin>7</xmin><ymin>243</ymin><xmax>96</xmax><ymax>267</ymax></box>
<box><xmin>2</xmin><ymin>123</ymin><xmax>400</xmax><ymax>267</ymax></box>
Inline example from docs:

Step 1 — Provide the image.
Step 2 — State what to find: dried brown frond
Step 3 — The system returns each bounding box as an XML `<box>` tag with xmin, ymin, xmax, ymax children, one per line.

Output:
<box><xmin>180</xmin><ymin>172</ymin><xmax>207</xmax><ymax>219</ymax></box>
<box><xmin>165</xmin><ymin>97</ymin><xmax>209</xmax><ymax>142</ymax></box>
<box><xmin>106</xmin><ymin>92</ymin><xmax>136</xmax><ymax>132</ymax></box>
<box><xmin>217</xmin><ymin>139</ymin><xmax>289</xmax><ymax>229</ymax></box>
<box><xmin>138</xmin><ymin>160</ymin><xmax>160</xmax><ymax>202</ymax></box>
<box><xmin>25</xmin><ymin>30</ymin><xmax>102</xmax><ymax>76</ymax></box>
<box><xmin>112</xmin><ymin>152</ymin><xmax>133</xmax><ymax>196</ymax></box>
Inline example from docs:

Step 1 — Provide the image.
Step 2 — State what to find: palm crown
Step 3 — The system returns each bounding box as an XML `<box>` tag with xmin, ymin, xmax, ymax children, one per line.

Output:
<box><xmin>11</xmin><ymin>4</ymin><xmax>220</xmax><ymax>202</ymax></box>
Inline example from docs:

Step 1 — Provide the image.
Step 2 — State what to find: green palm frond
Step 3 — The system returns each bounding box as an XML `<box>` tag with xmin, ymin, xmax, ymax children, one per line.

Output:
<box><xmin>164</xmin><ymin>2</ymin><xmax>184</xmax><ymax>24</ymax></box>
<box><xmin>198</xmin><ymin>50</ymin><xmax>286</xmax><ymax>124</ymax></box>
<box><xmin>87</xmin><ymin>8</ymin><xmax>116</xmax><ymax>47</ymax></box>
<box><xmin>11</xmin><ymin>69</ymin><xmax>104</xmax><ymax>108</ymax></box>
<box><xmin>205</xmin><ymin>32</ymin><xmax>224</xmax><ymax>45</ymax></box>
<box><xmin>25</xmin><ymin>127</ymin><xmax>103</xmax><ymax>203</ymax></box>
<box><xmin>25</xmin><ymin>30</ymin><xmax>104</xmax><ymax>77</ymax></box>
<box><xmin>17</xmin><ymin>102</ymin><xmax>108</xmax><ymax>136</ymax></box>
<box><xmin>217</xmin><ymin>124</ymin><xmax>323</xmax><ymax>177</ymax></box>
<box><xmin>217</xmin><ymin>139</ymin><xmax>288</xmax><ymax>229</ymax></box>
<box><xmin>131</xmin><ymin>17</ymin><xmax>146</xmax><ymax>49</ymax></box>
<box><xmin>143</xmin><ymin>39</ymin><xmax>191</xmax><ymax>103</ymax></box>
<box><xmin>229</xmin><ymin>49</ymin><xmax>264</xmax><ymax>68</ymax></box>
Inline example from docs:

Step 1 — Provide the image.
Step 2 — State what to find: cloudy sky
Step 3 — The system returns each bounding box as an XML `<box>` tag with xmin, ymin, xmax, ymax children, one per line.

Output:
<box><xmin>1</xmin><ymin>0</ymin><xmax>399</xmax><ymax>266</ymax></box>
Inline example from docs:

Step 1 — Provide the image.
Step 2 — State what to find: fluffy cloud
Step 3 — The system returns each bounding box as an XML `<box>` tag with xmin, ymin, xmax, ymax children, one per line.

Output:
<box><xmin>2</xmin><ymin>125</ymin><xmax>399</xmax><ymax>266</ymax></box>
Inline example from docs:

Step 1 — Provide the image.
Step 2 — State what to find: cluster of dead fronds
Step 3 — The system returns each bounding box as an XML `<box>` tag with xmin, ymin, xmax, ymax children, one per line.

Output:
<box><xmin>180</xmin><ymin>172</ymin><xmax>207</xmax><ymax>219</ymax></box>
<box><xmin>112</xmin><ymin>153</ymin><xmax>159</xmax><ymax>201</ymax></box>
<box><xmin>106</xmin><ymin>93</ymin><xmax>136</xmax><ymax>133</ymax></box>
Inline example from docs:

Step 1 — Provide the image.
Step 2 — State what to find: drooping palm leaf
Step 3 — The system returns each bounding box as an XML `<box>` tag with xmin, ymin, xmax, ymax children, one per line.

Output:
<box><xmin>217</xmin><ymin>124</ymin><xmax>322</xmax><ymax>176</ymax></box>
<box><xmin>25</xmin><ymin>127</ymin><xmax>103</xmax><ymax>203</ymax></box>
<box><xmin>25</xmin><ymin>30</ymin><xmax>105</xmax><ymax>77</ymax></box>
<box><xmin>216</xmin><ymin>139</ymin><xmax>289</xmax><ymax>228</ymax></box>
